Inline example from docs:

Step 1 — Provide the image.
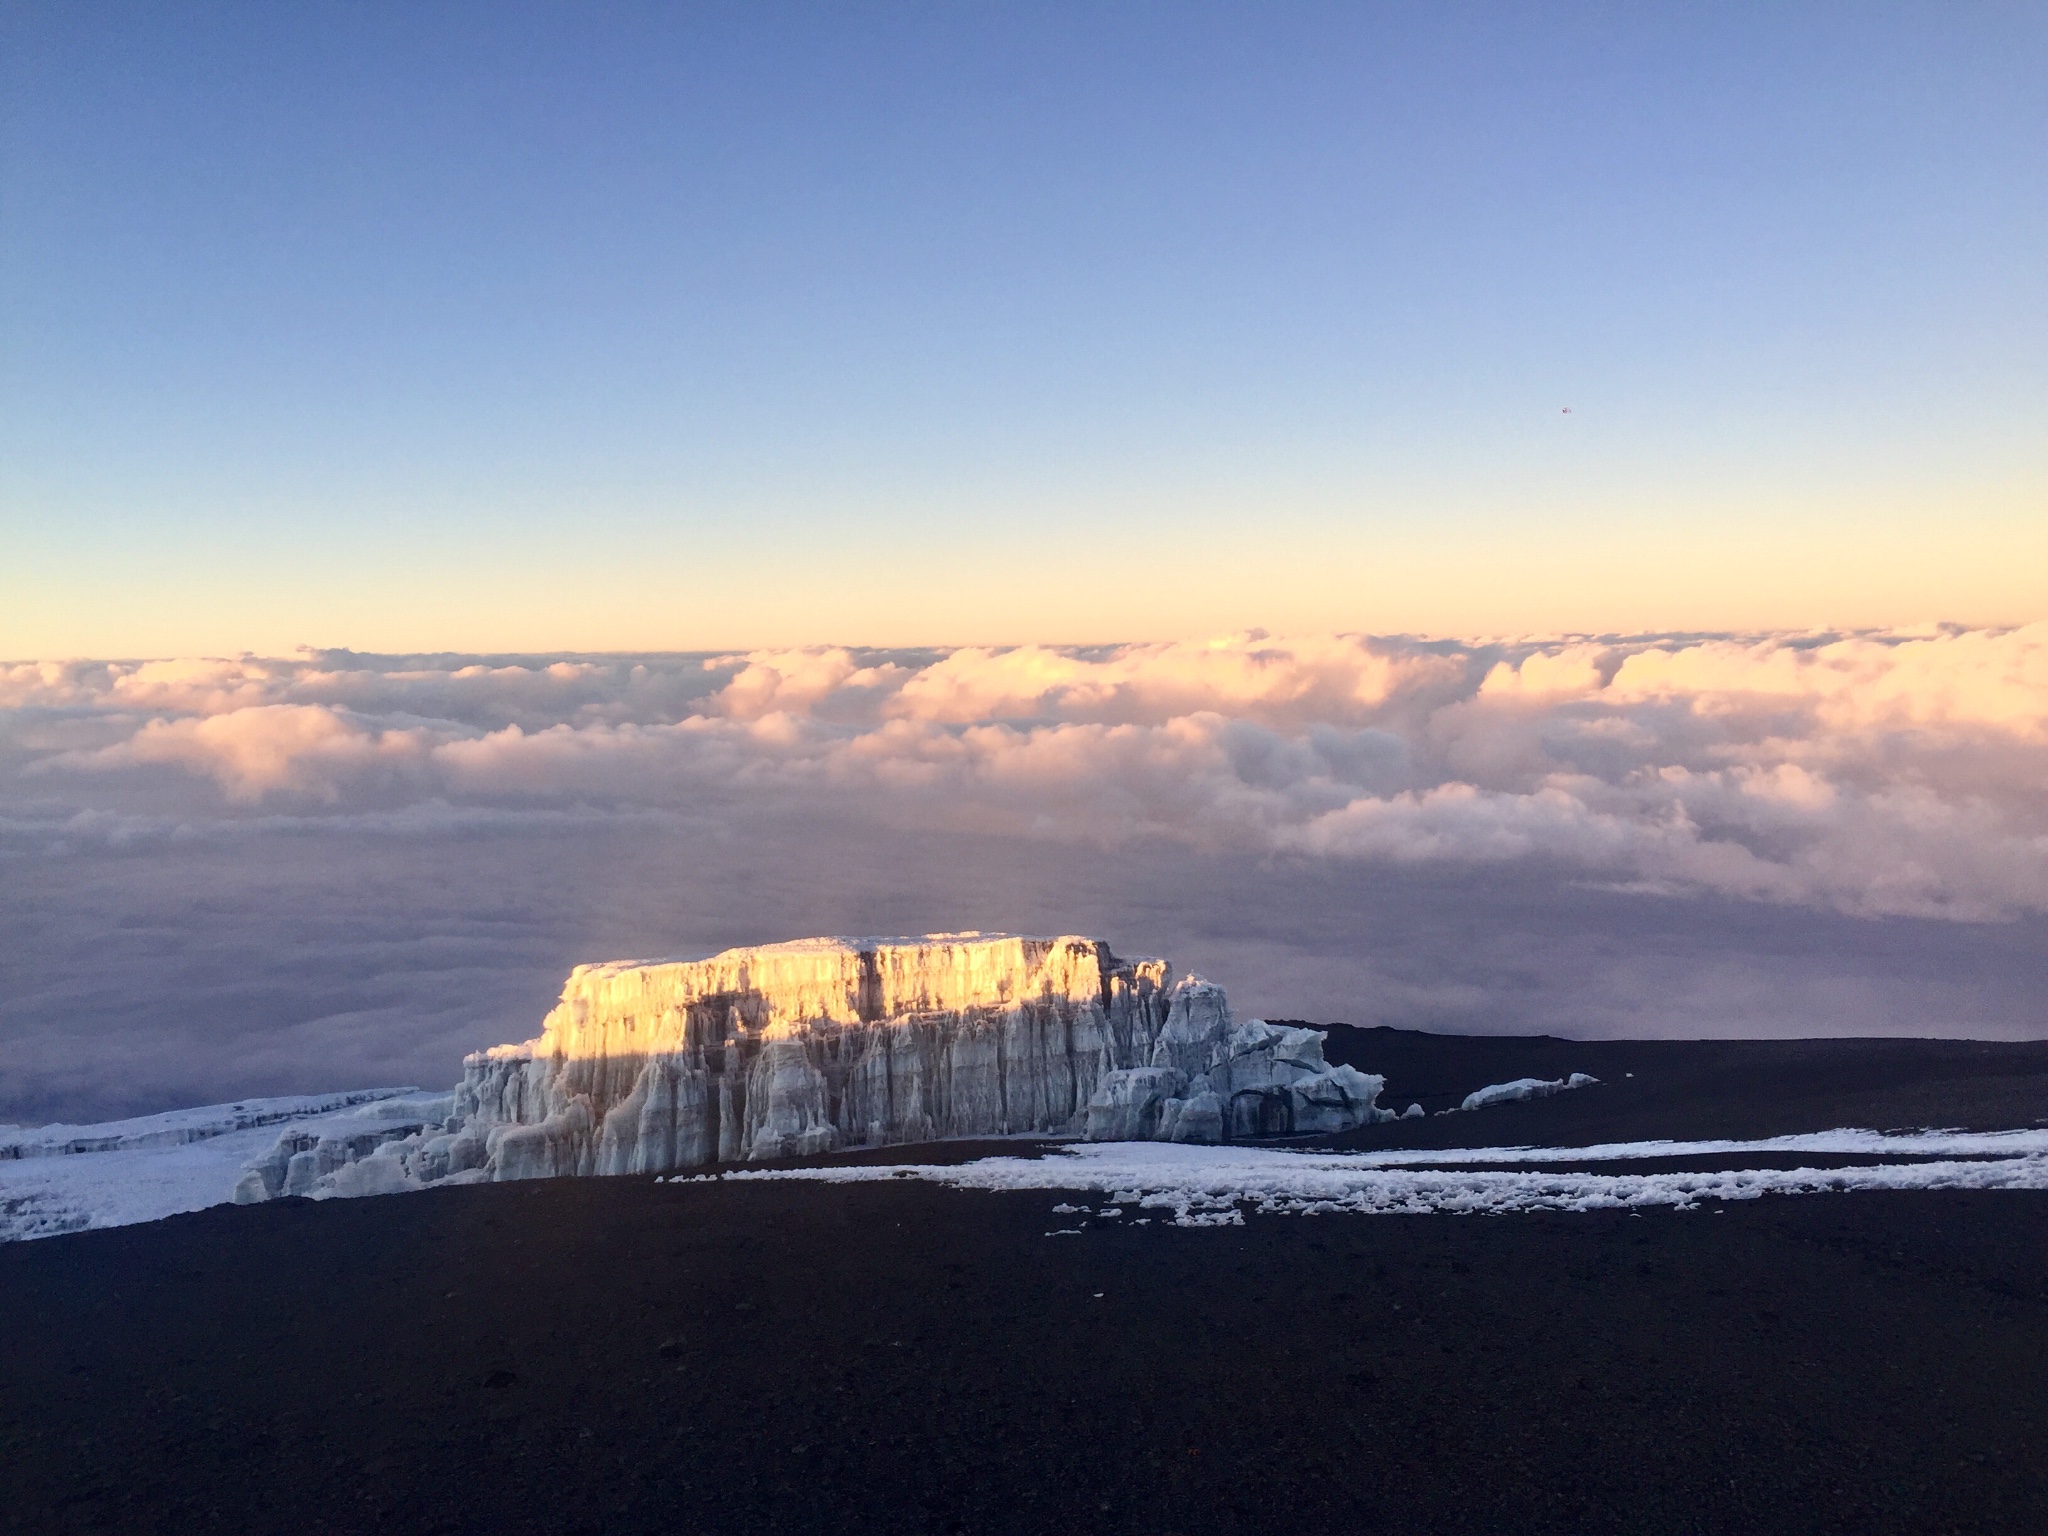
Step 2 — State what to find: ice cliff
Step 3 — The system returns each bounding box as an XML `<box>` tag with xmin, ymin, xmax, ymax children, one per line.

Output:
<box><xmin>235</xmin><ymin>933</ymin><xmax>1392</xmax><ymax>1200</ymax></box>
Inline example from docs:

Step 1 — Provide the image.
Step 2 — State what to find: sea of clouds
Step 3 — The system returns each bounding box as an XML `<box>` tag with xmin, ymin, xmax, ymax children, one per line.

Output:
<box><xmin>4</xmin><ymin>628</ymin><xmax>2046</xmax><ymax>1122</ymax></box>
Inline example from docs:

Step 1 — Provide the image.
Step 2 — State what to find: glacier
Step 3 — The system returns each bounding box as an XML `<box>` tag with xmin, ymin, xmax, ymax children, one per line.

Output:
<box><xmin>2</xmin><ymin>932</ymin><xmax>1394</xmax><ymax>1236</ymax></box>
<box><xmin>231</xmin><ymin>932</ymin><xmax>1395</xmax><ymax>1202</ymax></box>
<box><xmin>0</xmin><ymin>1090</ymin><xmax>447</xmax><ymax>1242</ymax></box>
<box><xmin>0</xmin><ymin>935</ymin><xmax>1682</xmax><ymax>1239</ymax></box>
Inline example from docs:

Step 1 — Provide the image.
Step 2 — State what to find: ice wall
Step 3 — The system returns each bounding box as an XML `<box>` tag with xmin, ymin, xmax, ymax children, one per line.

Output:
<box><xmin>460</xmin><ymin>934</ymin><xmax>1173</xmax><ymax>1177</ymax></box>
<box><xmin>234</xmin><ymin>933</ymin><xmax>1392</xmax><ymax>1200</ymax></box>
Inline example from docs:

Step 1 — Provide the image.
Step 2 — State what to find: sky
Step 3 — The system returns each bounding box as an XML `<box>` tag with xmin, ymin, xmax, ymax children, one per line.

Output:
<box><xmin>4</xmin><ymin>3</ymin><xmax>2045</xmax><ymax>655</ymax></box>
<box><xmin>2</xmin><ymin>7</ymin><xmax>2046</xmax><ymax>1121</ymax></box>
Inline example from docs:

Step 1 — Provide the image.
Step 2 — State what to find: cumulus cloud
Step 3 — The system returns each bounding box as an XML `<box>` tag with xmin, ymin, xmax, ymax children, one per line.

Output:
<box><xmin>10</xmin><ymin>627</ymin><xmax>2048</xmax><ymax>920</ymax></box>
<box><xmin>87</xmin><ymin>705</ymin><xmax>439</xmax><ymax>801</ymax></box>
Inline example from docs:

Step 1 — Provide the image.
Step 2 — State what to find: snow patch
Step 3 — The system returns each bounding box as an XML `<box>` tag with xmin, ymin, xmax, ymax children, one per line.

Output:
<box><xmin>707</xmin><ymin>1130</ymin><xmax>2048</xmax><ymax>1226</ymax></box>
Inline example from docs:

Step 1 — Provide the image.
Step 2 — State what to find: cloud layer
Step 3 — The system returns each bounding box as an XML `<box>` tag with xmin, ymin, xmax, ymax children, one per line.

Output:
<box><xmin>10</xmin><ymin>626</ymin><xmax>2048</xmax><ymax>921</ymax></box>
<box><xmin>8</xmin><ymin>628</ymin><xmax>2046</xmax><ymax>1124</ymax></box>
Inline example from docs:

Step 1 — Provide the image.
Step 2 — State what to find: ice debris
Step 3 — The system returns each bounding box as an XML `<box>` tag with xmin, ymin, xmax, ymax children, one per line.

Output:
<box><xmin>1456</xmin><ymin>1074</ymin><xmax>1598</xmax><ymax>1112</ymax></box>
<box><xmin>229</xmin><ymin>1093</ymin><xmax>468</xmax><ymax>1204</ymax></box>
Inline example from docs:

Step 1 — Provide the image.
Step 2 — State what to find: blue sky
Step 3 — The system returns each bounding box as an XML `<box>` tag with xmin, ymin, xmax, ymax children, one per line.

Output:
<box><xmin>3</xmin><ymin>3</ymin><xmax>2044</xmax><ymax>653</ymax></box>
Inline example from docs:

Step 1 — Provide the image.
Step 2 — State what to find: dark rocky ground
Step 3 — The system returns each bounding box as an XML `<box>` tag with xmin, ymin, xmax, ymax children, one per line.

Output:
<box><xmin>1316</xmin><ymin>1025</ymin><xmax>2048</xmax><ymax>1146</ymax></box>
<box><xmin>5</xmin><ymin>1030</ymin><xmax>2048</xmax><ymax>1536</ymax></box>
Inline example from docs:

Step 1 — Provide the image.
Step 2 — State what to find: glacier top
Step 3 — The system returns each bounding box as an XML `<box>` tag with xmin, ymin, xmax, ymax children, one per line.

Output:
<box><xmin>501</xmin><ymin>932</ymin><xmax>1178</xmax><ymax>1059</ymax></box>
<box><xmin>578</xmin><ymin>932</ymin><xmax>1161</xmax><ymax>973</ymax></box>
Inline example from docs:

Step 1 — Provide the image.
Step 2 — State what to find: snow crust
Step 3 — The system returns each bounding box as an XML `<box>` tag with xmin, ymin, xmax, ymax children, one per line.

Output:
<box><xmin>710</xmin><ymin>1130</ymin><xmax>2048</xmax><ymax>1226</ymax></box>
